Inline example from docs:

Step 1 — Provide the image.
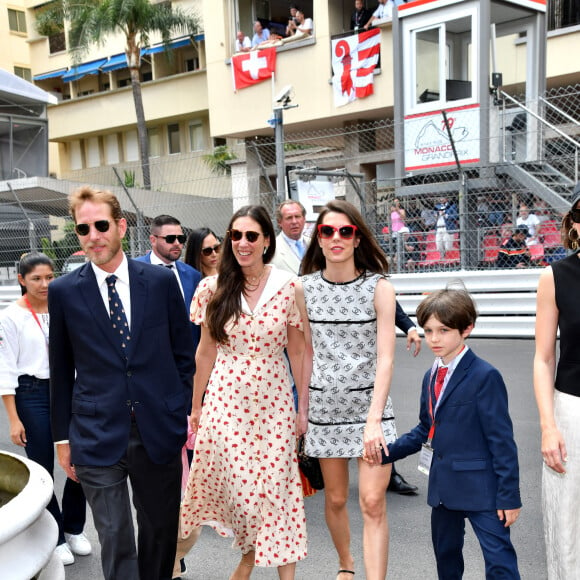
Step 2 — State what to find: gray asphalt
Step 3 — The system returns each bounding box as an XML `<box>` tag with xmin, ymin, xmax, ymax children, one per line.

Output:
<box><xmin>1</xmin><ymin>338</ymin><xmax>546</xmax><ymax>579</ymax></box>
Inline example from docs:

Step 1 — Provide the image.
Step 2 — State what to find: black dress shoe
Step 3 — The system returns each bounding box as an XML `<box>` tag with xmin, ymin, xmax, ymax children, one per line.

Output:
<box><xmin>388</xmin><ymin>472</ymin><xmax>418</xmax><ymax>495</ymax></box>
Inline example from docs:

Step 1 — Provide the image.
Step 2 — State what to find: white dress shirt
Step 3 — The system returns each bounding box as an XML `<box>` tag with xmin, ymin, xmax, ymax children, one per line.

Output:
<box><xmin>91</xmin><ymin>254</ymin><xmax>132</xmax><ymax>328</ymax></box>
<box><xmin>148</xmin><ymin>252</ymin><xmax>185</xmax><ymax>297</ymax></box>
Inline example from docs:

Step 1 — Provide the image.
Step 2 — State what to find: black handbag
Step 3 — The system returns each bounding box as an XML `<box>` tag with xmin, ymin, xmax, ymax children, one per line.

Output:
<box><xmin>297</xmin><ymin>436</ymin><xmax>324</xmax><ymax>490</ymax></box>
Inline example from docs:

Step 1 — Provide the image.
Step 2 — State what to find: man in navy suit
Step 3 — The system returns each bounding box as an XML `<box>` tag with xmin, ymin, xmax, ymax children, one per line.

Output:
<box><xmin>135</xmin><ymin>214</ymin><xmax>201</xmax><ymax>351</ymax></box>
<box><xmin>380</xmin><ymin>288</ymin><xmax>521</xmax><ymax>579</ymax></box>
<box><xmin>49</xmin><ymin>187</ymin><xmax>195</xmax><ymax>580</ymax></box>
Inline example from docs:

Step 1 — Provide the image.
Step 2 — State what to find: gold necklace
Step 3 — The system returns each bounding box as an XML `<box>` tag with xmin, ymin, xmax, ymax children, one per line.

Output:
<box><xmin>245</xmin><ymin>267</ymin><xmax>266</xmax><ymax>290</ymax></box>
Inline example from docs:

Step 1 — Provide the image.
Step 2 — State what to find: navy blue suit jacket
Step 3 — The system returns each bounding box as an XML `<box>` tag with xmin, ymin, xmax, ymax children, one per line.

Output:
<box><xmin>49</xmin><ymin>258</ymin><xmax>195</xmax><ymax>466</ymax></box>
<box><xmin>386</xmin><ymin>349</ymin><xmax>521</xmax><ymax>512</ymax></box>
<box><xmin>135</xmin><ymin>252</ymin><xmax>201</xmax><ymax>351</ymax></box>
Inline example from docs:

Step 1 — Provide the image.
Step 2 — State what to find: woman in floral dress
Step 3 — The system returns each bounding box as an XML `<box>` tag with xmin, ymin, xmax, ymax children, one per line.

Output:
<box><xmin>296</xmin><ymin>200</ymin><xmax>396</xmax><ymax>580</ymax></box>
<box><xmin>180</xmin><ymin>205</ymin><xmax>307</xmax><ymax>580</ymax></box>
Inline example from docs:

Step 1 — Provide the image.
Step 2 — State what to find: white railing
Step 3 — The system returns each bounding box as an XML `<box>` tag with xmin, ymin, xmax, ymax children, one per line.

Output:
<box><xmin>391</xmin><ymin>268</ymin><xmax>542</xmax><ymax>338</ymax></box>
<box><xmin>1</xmin><ymin>269</ymin><xmax>543</xmax><ymax>336</ymax></box>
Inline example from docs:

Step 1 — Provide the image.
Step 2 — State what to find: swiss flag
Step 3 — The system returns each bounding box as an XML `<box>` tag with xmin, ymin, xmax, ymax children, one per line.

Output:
<box><xmin>232</xmin><ymin>47</ymin><xmax>276</xmax><ymax>91</ymax></box>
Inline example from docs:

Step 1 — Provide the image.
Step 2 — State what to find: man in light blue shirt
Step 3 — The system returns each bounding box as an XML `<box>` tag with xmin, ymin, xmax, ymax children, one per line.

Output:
<box><xmin>251</xmin><ymin>20</ymin><xmax>271</xmax><ymax>47</ymax></box>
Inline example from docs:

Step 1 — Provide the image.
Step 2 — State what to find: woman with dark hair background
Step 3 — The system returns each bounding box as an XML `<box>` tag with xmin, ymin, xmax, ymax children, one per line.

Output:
<box><xmin>184</xmin><ymin>227</ymin><xmax>221</xmax><ymax>278</ymax></box>
<box><xmin>297</xmin><ymin>200</ymin><xmax>396</xmax><ymax>580</ymax></box>
<box><xmin>534</xmin><ymin>184</ymin><xmax>580</xmax><ymax>578</ymax></box>
<box><xmin>180</xmin><ymin>205</ymin><xmax>307</xmax><ymax>579</ymax></box>
<box><xmin>0</xmin><ymin>252</ymin><xmax>90</xmax><ymax>566</ymax></box>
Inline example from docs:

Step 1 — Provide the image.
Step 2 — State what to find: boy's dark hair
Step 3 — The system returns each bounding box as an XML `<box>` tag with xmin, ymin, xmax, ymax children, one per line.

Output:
<box><xmin>416</xmin><ymin>288</ymin><xmax>477</xmax><ymax>332</ymax></box>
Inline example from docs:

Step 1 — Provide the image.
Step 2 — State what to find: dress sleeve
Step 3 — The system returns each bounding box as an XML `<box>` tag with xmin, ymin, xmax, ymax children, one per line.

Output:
<box><xmin>287</xmin><ymin>280</ymin><xmax>303</xmax><ymax>331</ymax></box>
<box><xmin>190</xmin><ymin>276</ymin><xmax>217</xmax><ymax>325</ymax></box>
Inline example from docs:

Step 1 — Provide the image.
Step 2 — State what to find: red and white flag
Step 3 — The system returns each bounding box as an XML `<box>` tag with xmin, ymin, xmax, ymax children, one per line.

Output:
<box><xmin>331</xmin><ymin>28</ymin><xmax>381</xmax><ymax>107</ymax></box>
<box><xmin>232</xmin><ymin>47</ymin><xmax>276</xmax><ymax>91</ymax></box>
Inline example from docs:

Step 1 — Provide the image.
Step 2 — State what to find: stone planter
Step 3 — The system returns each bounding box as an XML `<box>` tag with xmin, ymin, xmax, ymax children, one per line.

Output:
<box><xmin>0</xmin><ymin>450</ymin><xmax>64</xmax><ymax>580</ymax></box>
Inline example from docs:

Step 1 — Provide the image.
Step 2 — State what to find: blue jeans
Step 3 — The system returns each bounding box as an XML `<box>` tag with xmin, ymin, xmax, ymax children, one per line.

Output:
<box><xmin>16</xmin><ymin>375</ymin><xmax>86</xmax><ymax>545</ymax></box>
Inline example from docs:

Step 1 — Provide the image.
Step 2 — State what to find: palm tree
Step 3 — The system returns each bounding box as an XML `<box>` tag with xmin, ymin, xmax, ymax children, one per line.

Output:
<box><xmin>36</xmin><ymin>0</ymin><xmax>201</xmax><ymax>189</ymax></box>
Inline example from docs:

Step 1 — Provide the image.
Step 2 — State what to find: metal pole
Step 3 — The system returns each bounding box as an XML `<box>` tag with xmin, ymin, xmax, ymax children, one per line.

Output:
<box><xmin>113</xmin><ymin>166</ymin><xmax>146</xmax><ymax>255</ymax></box>
<box><xmin>274</xmin><ymin>107</ymin><xmax>286</xmax><ymax>204</ymax></box>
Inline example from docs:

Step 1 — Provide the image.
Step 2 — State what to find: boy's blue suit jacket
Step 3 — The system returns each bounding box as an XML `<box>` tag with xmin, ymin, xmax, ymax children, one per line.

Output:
<box><xmin>387</xmin><ymin>348</ymin><xmax>521</xmax><ymax>512</ymax></box>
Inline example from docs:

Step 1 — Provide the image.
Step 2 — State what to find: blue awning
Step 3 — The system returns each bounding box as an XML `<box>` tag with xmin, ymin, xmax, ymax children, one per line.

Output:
<box><xmin>101</xmin><ymin>53</ymin><xmax>128</xmax><ymax>73</ymax></box>
<box><xmin>143</xmin><ymin>37</ymin><xmax>191</xmax><ymax>55</ymax></box>
<box><xmin>33</xmin><ymin>68</ymin><xmax>67</xmax><ymax>81</ymax></box>
<box><xmin>62</xmin><ymin>58</ymin><xmax>108</xmax><ymax>82</ymax></box>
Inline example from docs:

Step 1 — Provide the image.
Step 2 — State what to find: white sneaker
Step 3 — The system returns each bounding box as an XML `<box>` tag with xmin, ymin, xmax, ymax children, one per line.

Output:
<box><xmin>64</xmin><ymin>532</ymin><xmax>92</xmax><ymax>556</ymax></box>
<box><xmin>55</xmin><ymin>543</ymin><xmax>75</xmax><ymax>565</ymax></box>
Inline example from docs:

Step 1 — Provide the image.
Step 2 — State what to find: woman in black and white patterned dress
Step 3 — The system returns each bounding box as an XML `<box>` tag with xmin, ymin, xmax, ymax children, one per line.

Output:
<box><xmin>295</xmin><ymin>200</ymin><xmax>396</xmax><ymax>580</ymax></box>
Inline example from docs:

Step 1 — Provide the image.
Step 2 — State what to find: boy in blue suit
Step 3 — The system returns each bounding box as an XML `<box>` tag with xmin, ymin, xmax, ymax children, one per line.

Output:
<box><xmin>380</xmin><ymin>287</ymin><xmax>521</xmax><ymax>579</ymax></box>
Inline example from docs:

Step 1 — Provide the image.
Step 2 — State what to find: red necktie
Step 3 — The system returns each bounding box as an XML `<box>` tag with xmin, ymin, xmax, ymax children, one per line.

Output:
<box><xmin>434</xmin><ymin>367</ymin><xmax>448</xmax><ymax>400</ymax></box>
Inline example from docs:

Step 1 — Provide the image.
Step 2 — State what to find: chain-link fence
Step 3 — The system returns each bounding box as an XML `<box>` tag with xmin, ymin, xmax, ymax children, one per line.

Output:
<box><xmin>1</xmin><ymin>83</ymin><xmax>579</xmax><ymax>280</ymax></box>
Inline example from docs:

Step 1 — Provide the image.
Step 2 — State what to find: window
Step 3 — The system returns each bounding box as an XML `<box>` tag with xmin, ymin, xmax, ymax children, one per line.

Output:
<box><xmin>185</xmin><ymin>58</ymin><xmax>199</xmax><ymax>72</ymax></box>
<box><xmin>168</xmin><ymin>124</ymin><xmax>181</xmax><ymax>154</ymax></box>
<box><xmin>189</xmin><ymin>122</ymin><xmax>204</xmax><ymax>151</ymax></box>
<box><xmin>8</xmin><ymin>9</ymin><xmax>27</xmax><ymax>33</ymax></box>
<box><xmin>13</xmin><ymin>67</ymin><xmax>32</xmax><ymax>82</ymax></box>
<box><xmin>407</xmin><ymin>11</ymin><xmax>474</xmax><ymax>111</ymax></box>
<box><xmin>231</xmin><ymin>0</ymin><xmax>314</xmax><ymax>52</ymax></box>
<box><xmin>148</xmin><ymin>127</ymin><xmax>162</xmax><ymax>157</ymax></box>
<box><xmin>49</xmin><ymin>31</ymin><xmax>66</xmax><ymax>54</ymax></box>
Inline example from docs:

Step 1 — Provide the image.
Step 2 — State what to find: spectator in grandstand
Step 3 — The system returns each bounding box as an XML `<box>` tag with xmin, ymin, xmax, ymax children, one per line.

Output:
<box><xmin>500</xmin><ymin>222</ymin><xmax>514</xmax><ymax>245</ymax></box>
<box><xmin>402</xmin><ymin>232</ymin><xmax>421</xmax><ymax>272</ymax></box>
<box><xmin>251</xmin><ymin>20</ymin><xmax>270</xmax><ymax>47</ymax></box>
<box><xmin>285</xmin><ymin>4</ymin><xmax>300</xmax><ymax>36</ymax></box>
<box><xmin>405</xmin><ymin>199</ymin><xmax>423</xmax><ymax>232</ymax></box>
<box><xmin>534</xmin><ymin>197</ymin><xmax>552</xmax><ymax>224</ymax></box>
<box><xmin>421</xmin><ymin>204</ymin><xmax>437</xmax><ymax>231</ymax></box>
<box><xmin>488</xmin><ymin>193</ymin><xmax>508</xmax><ymax>227</ymax></box>
<box><xmin>235</xmin><ymin>30</ymin><xmax>251</xmax><ymax>52</ymax></box>
<box><xmin>534</xmin><ymin>183</ymin><xmax>580</xmax><ymax>578</ymax></box>
<box><xmin>517</xmin><ymin>203</ymin><xmax>541</xmax><ymax>245</ymax></box>
<box><xmin>434</xmin><ymin>197</ymin><xmax>458</xmax><ymax>259</ymax></box>
<box><xmin>351</xmin><ymin>0</ymin><xmax>373</xmax><ymax>31</ymax></box>
<box><xmin>287</xmin><ymin>9</ymin><xmax>313</xmax><ymax>35</ymax></box>
<box><xmin>184</xmin><ymin>228</ymin><xmax>221</xmax><ymax>278</ymax></box>
<box><xmin>365</xmin><ymin>0</ymin><xmax>404</xmax><ymax>27</ymax></box>
<box><xmin>496</xmin><ymin>225</ymin><xmax>531</xmax><ymax>269</ymax></box>
<box><xmin>390</xmin><ymin>198</ymin><xmax>407</xmax><ymax>237</ymax></box>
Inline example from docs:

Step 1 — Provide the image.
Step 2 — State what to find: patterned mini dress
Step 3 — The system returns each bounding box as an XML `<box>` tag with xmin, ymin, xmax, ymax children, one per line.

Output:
<box><xmin>302</xmin><ymin>270</ymin><xmax>397</xmax><ymax>458</ymax></box>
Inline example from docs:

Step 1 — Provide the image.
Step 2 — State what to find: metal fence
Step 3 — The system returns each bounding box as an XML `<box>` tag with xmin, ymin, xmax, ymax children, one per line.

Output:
<box><xmin>1</xmin><ymin>83</ymin><xmax>579</xmax><ymax>280</ymax></box>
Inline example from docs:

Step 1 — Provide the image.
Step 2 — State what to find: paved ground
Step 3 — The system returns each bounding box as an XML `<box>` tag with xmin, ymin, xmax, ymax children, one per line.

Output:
<box><xmin>1</xmin><ymin>338</ymin><xmax>547</xmax><ymax>579</ymax></box>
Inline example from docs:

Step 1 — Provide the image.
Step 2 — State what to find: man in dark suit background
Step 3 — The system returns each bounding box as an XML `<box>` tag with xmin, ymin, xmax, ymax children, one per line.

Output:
<box><xmin>49</xmin><ymin>186</ymin><xmax>195</xmax><ymax>580</ymax></box>
<box><xmin>135</xmin><ymin>214</ymin><xmax>201</xmax><ymax>350</ymax></box>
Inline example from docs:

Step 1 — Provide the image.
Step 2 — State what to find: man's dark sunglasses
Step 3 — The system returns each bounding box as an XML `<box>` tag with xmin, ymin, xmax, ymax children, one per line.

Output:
<box><xmin>570</xmin><ymin>209</ymin><xmax>580</xmax><ymax>223</ymax></box>
<box><xmin>154</xmin><ymin>234</ymin><xmax>186</xmax><ymax>244</ymax></box>
<box><xmin>201</xmin><ymin>243</ymin><xmax>221</xmax><ymax>256</ymax></box>
<box><xmin>75</xmin><ymin>220</ymin><xmax>111</xmax><ymax>236</ymax></box>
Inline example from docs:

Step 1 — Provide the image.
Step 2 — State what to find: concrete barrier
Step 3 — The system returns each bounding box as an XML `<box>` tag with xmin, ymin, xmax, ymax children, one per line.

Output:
<box><xmin>0</xmin><ymin>451</ymin><xmax>64</xmax><ymax>580</ymax></box>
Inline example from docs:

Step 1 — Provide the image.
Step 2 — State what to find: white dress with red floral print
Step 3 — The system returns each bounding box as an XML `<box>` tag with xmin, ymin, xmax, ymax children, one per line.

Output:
<box><xmin>180</xmin><ymin>267</ymin><xmax>307</xmax><ymax>567</ymax></box>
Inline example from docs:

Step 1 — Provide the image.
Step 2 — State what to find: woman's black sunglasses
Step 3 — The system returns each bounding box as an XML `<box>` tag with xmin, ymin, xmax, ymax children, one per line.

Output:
<box><xmin>228</xmin><ymin>229</ymin><xmax>261</xmax><ymax>243</ymax></box>
<box><xmin>75</xmin><ymin>220</ymin><xmax>111</xmax><ymax>236</ymax></box>
<box><xmin>201</xmin><ymin>243</ymin><xmax>221</xmax><ymax>256</ymax></box>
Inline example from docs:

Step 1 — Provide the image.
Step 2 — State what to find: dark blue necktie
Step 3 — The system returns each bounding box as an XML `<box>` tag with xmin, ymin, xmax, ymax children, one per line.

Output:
<box><xmin>106</xmin><ymin>275</ymin><xmax>130</xmax><ymax>350</ymax></box>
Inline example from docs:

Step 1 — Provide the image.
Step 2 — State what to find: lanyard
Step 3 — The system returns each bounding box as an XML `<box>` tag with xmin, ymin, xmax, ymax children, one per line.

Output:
<box><xmin>23</xmin><ymin>295</ymin><xmax>49</xmax><ymax>346</ymax></box>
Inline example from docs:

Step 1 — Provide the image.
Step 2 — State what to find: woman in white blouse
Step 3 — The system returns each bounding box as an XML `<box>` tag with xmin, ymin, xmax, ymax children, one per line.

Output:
<box><xmin>0</xmin><ymin>252</ymin><xmax>91</xmax><ymax>566</ymax></box>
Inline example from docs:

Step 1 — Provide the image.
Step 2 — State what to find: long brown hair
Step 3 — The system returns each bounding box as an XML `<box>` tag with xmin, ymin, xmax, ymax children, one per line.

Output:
<box><xmin>301</xmin><ymin>200</ymin><xmax>389</xmax><ymax>276</ymax></box>
<box><xmin>206</xmin><ymin>205</ymin><xmax>276</xmax><ymax>343</ymax></box>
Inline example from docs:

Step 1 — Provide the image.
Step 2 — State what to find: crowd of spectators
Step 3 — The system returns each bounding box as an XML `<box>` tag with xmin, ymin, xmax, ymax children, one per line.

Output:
<box><xmin>382</xmin><ymin>192</ymin><xmax>567</xmax><ymax>272</ymax></box>
<box><xmin>234</xmin><ymin>5</ymin><xmax>315</xmax><ymax>53</ymax></box>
